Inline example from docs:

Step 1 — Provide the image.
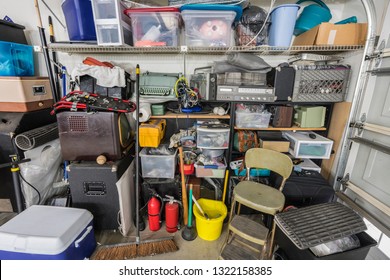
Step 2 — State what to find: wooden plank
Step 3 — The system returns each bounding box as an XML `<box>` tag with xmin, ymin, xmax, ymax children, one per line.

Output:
<box><xmin>321</xmin><ymin>102</ymin><xmax>352</xmax><ymax>180</ymax></box>
<box><xmin>234</xmin><ymin>125</ymin><xmax>326</xmax><ymax>131</ymax></box>
<box><xmin>150</xmin><ymin>112</ymin><xmax>230</xmax><ymax>119</ymax></box>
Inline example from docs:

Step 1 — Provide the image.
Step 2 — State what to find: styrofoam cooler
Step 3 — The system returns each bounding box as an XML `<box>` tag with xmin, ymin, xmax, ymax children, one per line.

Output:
<box><xmin>0</xmin><ymin>205</ymin><xmax>96</xmax><ymax>260</ymax></box>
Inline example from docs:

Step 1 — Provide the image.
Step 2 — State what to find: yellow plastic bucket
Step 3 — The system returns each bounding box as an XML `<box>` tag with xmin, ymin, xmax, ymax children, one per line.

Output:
<box><xmin>193</xmin><ymin>198</ymin><xmax>227</xmax><ymax>241</ymax></box>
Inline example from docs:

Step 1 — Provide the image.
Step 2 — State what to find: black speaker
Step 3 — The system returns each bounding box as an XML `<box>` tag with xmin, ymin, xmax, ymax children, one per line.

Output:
<box><xmin>267</xmin><ymin>65</ymin><xmax>296</xmax><ymax>101</ymax></box>
<box><xmin>0</xmin><ymin>109</ymin><xmax>55</xmax><ymax>211</ymax></box>
<box><xmin>68</xmin><ymin>155</ymin><xmax>135</xmax><ymax>230</ymax></box>
<box><xmin>271</xmin><ymin>106</ymin><xmax>294</xmax><ymax>128</ymax></box>
<box><xmin>57</xmin><ymin>111</ymin><xmax>132</xmax><ymax>161</ymax></box>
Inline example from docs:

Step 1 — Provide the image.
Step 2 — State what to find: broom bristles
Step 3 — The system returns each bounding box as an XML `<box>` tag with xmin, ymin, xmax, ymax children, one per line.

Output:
<box><xmin>91</xmin><ymin>239</ymin><xmax>178</xmax><ymax>260</ymax></box>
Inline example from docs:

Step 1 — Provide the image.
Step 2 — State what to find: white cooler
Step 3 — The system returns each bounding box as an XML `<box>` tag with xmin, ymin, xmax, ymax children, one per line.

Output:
<box><xmin>0</xmin><ymin>205</ymin><xmax>96</xmax><ymax>260</ymax></box>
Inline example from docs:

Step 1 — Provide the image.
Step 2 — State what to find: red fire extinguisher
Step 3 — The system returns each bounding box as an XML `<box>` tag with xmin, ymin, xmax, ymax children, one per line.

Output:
<box><xmin>147</xmin><ymin>190</ymin><xmax>163</xmax><ymax>231</ymax></box>
<box><xmin>164</xmin><ymin>195</ymin><xmax>182</xmax><ymax>233</ymax></box>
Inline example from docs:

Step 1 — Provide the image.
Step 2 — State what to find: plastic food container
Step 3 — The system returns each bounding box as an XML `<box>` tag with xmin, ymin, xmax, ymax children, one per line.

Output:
<box><xmin>195</xmin><ymin>158</ymin><xmax>227</xmax><ymax>178</ymax></box>
<box><xmin>180</xmin><ymin>4</ymin><xmax>242</xmax><ymax>47</ymax></box>
<box><xmin>125</xmin><ymin>7</ymin><xmax>181</xmax><ymax>47</ymax></box>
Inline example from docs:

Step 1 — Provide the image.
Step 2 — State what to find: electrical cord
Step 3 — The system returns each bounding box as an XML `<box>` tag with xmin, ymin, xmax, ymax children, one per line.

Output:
<box><xmin>19</xmin><ymin>173</ymin><xmax>41</xmax><ymax>205</ymax></box>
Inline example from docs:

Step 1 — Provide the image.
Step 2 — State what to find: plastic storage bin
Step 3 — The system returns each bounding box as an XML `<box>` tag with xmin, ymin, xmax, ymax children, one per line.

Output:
<box><xmin>235</xmin><ymin>111</ymin><xmax>271</xmax><ymax>128</ymax></box>
<box><xmin>195</xmin><ymin>158</ymin><xmax>227</xmax><ymax>178</ymax></box>
<box><xmin>0</xmin><ymin>205</ymin><xmax>96</xmax><ymax>260</ymax></box>
<box><xmin>62</xmin><ymin>0</ymin><xmax>97</xmax><ymax>41</ymax></box>
<box><xmin>180</xmin><ymin>4</ymin><xmax>242</xmax><ymax>47</ymax></box>
<box><xmin>91</xmin><ymin>0</ymin><xmax>132</xmax><ymax>45</ymax></box>
<box><xmin>0</xmin><ymin>41</ymin><xmax>34</xmax><ymax>76</ymax></box>
<box><xmin>196</xmin><ymin>125</ymin><xmax>230</xmax><ymax>149</ymax></box>
<box><xmin>125</xmin><ymin>7</ymin><xmax>181</xmax><ymax>47</ymax></box>
<box><xmin>283</xmin><ymin>131</ymin><xmax>333</xmax><ymax>159</ymax></box>
<box><xmin>140</xmin><ymin>145</ymin><xmax>177</xmax><ymax>178</ymax></box>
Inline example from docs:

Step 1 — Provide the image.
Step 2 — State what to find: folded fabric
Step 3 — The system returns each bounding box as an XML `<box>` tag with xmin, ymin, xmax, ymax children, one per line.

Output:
<box><xmin>227</xmin><ymin>53</ymin><xmax>272</xmax><ymax>71</ymax></box>
<box><xmin>72</xmin><ymin>63</ymin><xmax>126</xmax><ymax>88</ymax></box>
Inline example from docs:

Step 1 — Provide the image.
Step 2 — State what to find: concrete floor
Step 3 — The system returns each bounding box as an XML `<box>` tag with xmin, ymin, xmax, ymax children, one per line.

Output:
<box><xmin>94</xmin><ymin>219</ymin><xmax>228</xmax><ymax>260</ymax></box>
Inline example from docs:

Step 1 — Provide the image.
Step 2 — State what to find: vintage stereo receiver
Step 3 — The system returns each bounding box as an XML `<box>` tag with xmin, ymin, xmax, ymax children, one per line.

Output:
<box><xmin>216</xmin><ymin>85</ymin><xmax>275</xmax><ymax>102</ymax></box>
<box><xmin>190</xmin><ymin>72</ymin><xmax>217</xmax><ymax>101</ymax></box>
<box><xmin>139</xmin><ymin>72</ymin><xmax>179</xmax><ymax>99</ymax></box>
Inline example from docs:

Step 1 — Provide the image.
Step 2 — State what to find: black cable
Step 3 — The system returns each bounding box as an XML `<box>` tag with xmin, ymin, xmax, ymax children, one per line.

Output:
<box><xmin>19</xmin><ymin>173</ymin><xmax>41</xmax><ymax>205</ymax></box>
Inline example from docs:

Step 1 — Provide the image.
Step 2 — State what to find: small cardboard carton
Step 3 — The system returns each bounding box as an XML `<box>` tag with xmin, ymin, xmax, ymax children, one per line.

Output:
<box><xmin>293</xmin><ymin>22</ymin><xmax>368</xmax><ymax>46</ymax></box>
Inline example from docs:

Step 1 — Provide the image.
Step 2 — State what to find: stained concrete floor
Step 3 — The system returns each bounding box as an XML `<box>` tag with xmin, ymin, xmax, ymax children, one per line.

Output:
<box><xmin>94</xmin><ymin>218</ymin><xmax>229</xmax><ymax>260</ymax></box>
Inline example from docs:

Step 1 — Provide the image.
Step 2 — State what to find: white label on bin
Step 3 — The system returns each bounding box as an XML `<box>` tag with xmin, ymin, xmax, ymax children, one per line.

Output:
<box><xmin>328</xmin><ymin>30</ymin><xmax>337</xmax><ymax>45</ymax></box>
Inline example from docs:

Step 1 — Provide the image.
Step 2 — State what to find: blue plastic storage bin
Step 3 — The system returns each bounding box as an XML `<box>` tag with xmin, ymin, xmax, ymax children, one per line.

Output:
<box><xmin>62</xmin><ymin>0</ymin><xmax>97</xmax><ymax>41</ymax></box>
<box><xmin>0</xmin><ymin>41</ymin><xmax>34</xmax><ymax>76</ymax></box>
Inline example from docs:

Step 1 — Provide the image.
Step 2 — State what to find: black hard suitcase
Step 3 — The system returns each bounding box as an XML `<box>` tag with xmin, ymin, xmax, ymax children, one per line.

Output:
<box><xmin>79</xmin><ymin>72</ymin><xmax>133</xmax><ymax>100</ymax></box>
<box><xmin>278</xmin><ymin>171</ymin><xmax>335</xmax><ymax>207</ymax></box>
<box><xmin>68</xmin><ymin>155</ymin><xmax>135</xmax><ymax>230</ymax></box>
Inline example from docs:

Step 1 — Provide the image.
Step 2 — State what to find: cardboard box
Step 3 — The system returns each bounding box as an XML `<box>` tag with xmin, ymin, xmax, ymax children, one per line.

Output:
<box><xmin>293</xmin><ymin>23</ymin><xmax>367</xmax><ymax>46</ymax></box>
<box><xmin>259</xmin><ymin>139</ymin><xmax>290</xmax><ymax>153</ymax></box>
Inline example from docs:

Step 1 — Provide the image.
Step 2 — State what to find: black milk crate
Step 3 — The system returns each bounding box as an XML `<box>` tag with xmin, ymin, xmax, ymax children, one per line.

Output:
<box><xmin>292</xmin><ymin>65</ymin><xmax>351</xmax><ymax>102</ymax></box>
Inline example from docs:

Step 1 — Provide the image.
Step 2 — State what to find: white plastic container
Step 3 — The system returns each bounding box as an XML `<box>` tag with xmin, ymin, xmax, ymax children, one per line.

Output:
<box><xmin>196</xmin><ymin>126</ymin><xmax>230</xmax><ymax>149</ymax></box>
<box><xmin>283</xmin><ymin>131</ymin><xmax>333</xmax><ymax>159</ymax></box>
<box><xmin>91</xmin><ymin>0</ymin><xmax>132</xmax><ymax>45</ymax></box>
<box><xmin>125</xmin><ymin>7</ymin><xmax>181</xmax><ymax>47</ymax></box>
<box><xmin>140</xmin><ymin>145</ymin><xmax>177</xmax><ymax>178</ymax></box>
<box><xmin>0</xmin><ymin>205</ymin><xmax>96</xmax><ymax>260</ymax></box>
<box><xmin>293</xmin><ymin>158</ymin><xmax>321</xmax><ymax>173</ymax></box>
<box><xmin>195</xmin><ymin>158</ymin><xmax>227</xmax><ymax>178</ymax></box>
<box><xmin>181</xmin><ymin>10</ymin><xmax>236</xmax><ymax>47</ymax></box>
<box><xmin>235</xmin><ymin>111</ymin><xmax>272</xmax><ymax>128</ymax></box>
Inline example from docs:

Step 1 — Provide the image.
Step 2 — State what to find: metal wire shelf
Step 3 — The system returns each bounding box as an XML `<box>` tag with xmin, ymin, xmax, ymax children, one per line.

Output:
<box><xmin>49</xmin><ymin>43</ymin><xmax>364</xmax><ymax>55</ymax></box>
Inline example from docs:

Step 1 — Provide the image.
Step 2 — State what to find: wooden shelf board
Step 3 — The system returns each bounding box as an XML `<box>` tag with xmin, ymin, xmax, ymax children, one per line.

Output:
<box><xmin>234</xmin><ymin>125</ymin><xmax>327</xmax><ymax>131</ymax></box>
<box><xmin>150</xmin><ymin>112</ymin><xmax>230</xmax><ymax>119</ymax></box>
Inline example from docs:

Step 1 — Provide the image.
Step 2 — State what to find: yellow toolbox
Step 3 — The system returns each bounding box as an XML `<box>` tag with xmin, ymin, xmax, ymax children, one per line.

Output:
<box><xmin>139</xmin><ymin>119</ymin><xmax>166</xmax><ymax>148</ymax></box>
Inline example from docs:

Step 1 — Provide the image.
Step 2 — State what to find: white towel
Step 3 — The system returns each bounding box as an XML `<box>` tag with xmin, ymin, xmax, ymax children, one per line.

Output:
<box><xmin>72</xmin><ymin>64</ymin><xmax>126</xmax><ymax>88</ymax></box>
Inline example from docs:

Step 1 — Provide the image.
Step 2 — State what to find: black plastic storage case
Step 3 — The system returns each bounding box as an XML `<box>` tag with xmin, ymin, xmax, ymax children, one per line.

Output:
<box><xmin>68</xmin><ymin>155</ymin><xmax>135</xmax><ymax>230</ymax></box>
<box><xmin>274</xmin><ymin>202</ymin><xmax>377</xmax><ymax>260</ymax></box>
<box><xmin>281</xmin><ymin>170</ymin><xmax>335</xmax><ymax>207</ymax></box>
<box><xmin>0</xmin><ymin>19</ymin><xmax>28</xmax><ymax>44</ymax></box>
<box><xmin>79</xmin><ymin>72</ymin><xmax>133</xmax><ymax>100</ymax></box>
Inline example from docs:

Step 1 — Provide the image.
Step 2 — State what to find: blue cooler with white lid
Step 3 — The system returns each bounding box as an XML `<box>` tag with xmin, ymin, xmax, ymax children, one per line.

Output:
<box><xmin>0</xmin><ymin>205</ymin><xmax>96</xmax><ymax>260</ymax></box>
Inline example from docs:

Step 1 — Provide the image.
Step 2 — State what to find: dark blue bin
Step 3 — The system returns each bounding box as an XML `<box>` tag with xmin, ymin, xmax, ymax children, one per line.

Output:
<box><xmin>62</xmin><ymin>0</ymin><xmax>97</xmax><ymax>41</ymax></box>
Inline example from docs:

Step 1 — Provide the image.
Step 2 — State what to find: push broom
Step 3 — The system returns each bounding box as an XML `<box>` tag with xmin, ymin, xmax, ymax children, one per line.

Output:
<box><xmin>92</xmin><ymin>65</ymin><xmax>178</xmax><ymax>260</ymax></box>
